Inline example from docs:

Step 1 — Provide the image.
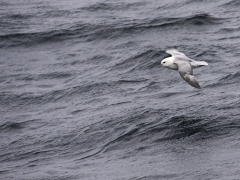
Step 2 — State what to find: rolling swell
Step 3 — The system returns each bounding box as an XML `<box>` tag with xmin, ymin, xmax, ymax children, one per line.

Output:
<box><xmin>219</xmin><ymin>71</ymin><xmax>240</xmax><ymax>83</ymax></box>
<box><xmin>220</xmin><ymin>0</ymin><xmax>240</xmax><ymax>7</ymax></box>
<box><xmin>0</xmin><ymin>28</ymin><xmax>80</xmax><ymax>48</ymax></box>
<box><xmin>114</xmin><ymin>49</ymin><xmax>163</xmax><ymax>72</ymax></box>
<box><xmin>1</xmin><ymin>0</ymin><xmax>240</xmax><ymax>179</ymax></box>
<box><xmin>108</xmin><ymin>114</ymin><xmax>238</xmax><ymax>155</ymax></box>
<box><xmin>0</xmin><ymin>13</ymin><xmax>223</xmax><ymax>48</ymax></box>
<box><xmin>0</xmin><ymin>122</ymin><xmax>24</xmax><ymax>132</ymax></box>
<box><xmin>81</xmin><ymin>1</ymin><xmax>147</xmax><ymax>11</ymax></box>
<box><xmin>183</xmin><ymin>13</ymin><xmax>223</xmax><ymax>25</ymax></box>
<box><xmin>77</xmin><ymin>112</ymin><xmax>228</xmax><ymax>159</ymax></box>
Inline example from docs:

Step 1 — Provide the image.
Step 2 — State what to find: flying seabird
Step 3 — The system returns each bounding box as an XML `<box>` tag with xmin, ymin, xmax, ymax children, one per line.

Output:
<box><xmin>158</xmin><ymin>48</ymin><xmax>208</xmax><ymax>89</ymax></box>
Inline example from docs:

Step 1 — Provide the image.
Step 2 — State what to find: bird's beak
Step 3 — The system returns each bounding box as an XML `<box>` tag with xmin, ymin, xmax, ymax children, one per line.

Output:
<box><xmin>158</xmin><ymin>64</ymin><xmax>162</xmax><ymax>68</ymax></box>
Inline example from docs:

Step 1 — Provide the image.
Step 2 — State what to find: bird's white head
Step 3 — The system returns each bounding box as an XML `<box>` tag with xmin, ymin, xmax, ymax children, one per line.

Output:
<box><xmin>158</xmin><ymin>57</ymin><xmax>174</xmax><ymax>68</ymax></box>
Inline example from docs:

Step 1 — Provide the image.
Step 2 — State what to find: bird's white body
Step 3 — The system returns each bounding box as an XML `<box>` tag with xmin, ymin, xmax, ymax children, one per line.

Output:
<box><xmin>161</xmin><ymin>57</ymin><xmax>208</xmax><ymax>70</ymax></box>
<box><xmin>159</xmin><ymin>48</ymin><xmax>208</xmax><ymax>89</ymax></box>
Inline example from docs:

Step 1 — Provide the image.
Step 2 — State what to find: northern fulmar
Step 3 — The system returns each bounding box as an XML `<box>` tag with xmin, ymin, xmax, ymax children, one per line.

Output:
<box><xmin>158</xmin><ymin>48</ymin><xmax>208</xmax><ymax>89</ymax></box>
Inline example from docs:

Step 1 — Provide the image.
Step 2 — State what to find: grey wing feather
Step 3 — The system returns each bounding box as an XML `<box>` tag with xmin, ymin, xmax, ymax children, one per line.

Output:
<box><xmin>166</xmin><ymin>48</ymin><xmax>188</xmax><ymax>58</ymax></box>
<box><xmin>175</xmin><ymin>61</ymin><xmax>201</xmax><ymax>89</ymax></box>
<box><xmin>179</xmin><ymin>72</ymin><xmax>201</xmax><ymax>89</ymax></box>
<box><xmin>174</xmin><ymin>61</ymin><xmax>192</xmax><ymax>75</ymax></box>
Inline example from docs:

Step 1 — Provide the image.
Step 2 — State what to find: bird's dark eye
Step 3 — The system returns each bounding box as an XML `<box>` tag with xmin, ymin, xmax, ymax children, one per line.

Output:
<box><xmin>163</xmin><ymin>62</ymin><xmax>165</xmax><ymax>63</ymax></box>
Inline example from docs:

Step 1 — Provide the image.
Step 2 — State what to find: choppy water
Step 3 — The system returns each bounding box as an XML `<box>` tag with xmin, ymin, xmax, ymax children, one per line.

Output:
<box><xmin>1</xmin><ymin>0</ymin><xmax>240</xmax><ymax>179</ymax></box>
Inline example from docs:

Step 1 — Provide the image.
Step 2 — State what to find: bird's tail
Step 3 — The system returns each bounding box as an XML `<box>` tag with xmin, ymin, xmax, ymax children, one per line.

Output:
<box><xmin>190</xmin><ymin>61</ymin><xmax>208</xmax><ymax>68</ymax></box>
<box><xmin>197</xmin><ymin>61</ymin><xmax>208</xmax><ymax>66</ymax></box>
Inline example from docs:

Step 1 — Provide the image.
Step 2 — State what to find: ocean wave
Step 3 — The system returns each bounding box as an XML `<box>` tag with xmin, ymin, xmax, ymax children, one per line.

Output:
<box><xmin>0</xmin><ymin>88</ymin><xmax>67</xmax><ymax>108</ymax></box>
<box><xmin>220</xmin><ymin>0</ymin><xmax>240</xmax><ymax>7</ymax></box>
<box><xmin>13</xmin><ymin>72</ymin><xmax>73</xmax><ymax>81</ymax></box>
<box><xmin>0</xmin><ymin>29</ymin><xmax>76</xmax><ymax>48</ymax></box>
<box><xmin>149</xmin><ymin>13</ymin><xmax>223</xmax><ymax>27</ymax></box>
<box><xmin>0</xmin><ymin>13</ymin><xmax>223</xmax><ymax>48</ymax></box>
<box><xmin>159</xmin><ymin>115</ymin><xmax>208</xmax><ymax>140</ymax></box>
<box><xmin>0</xmin><ymin>81</ymin><xmax>112</xmax><ymax>106</ymax></box>
<box><xmin>0</xmin><ymin>2</ymin><xmax>11</xmax><ymax>6</ymax></box>
<box><xmin>4</xmin><ymin>14</ymin><xmax>33</xmax><ymax>20</ymax></box>
<box><xmin>99</xmin><ymin>111</ymin><xmax>240</xmax><ymax>156</ymax></box>
<box><xmin>94</xmin><ymin>113</ymin><xmax>219</xmax><ymax>156</ymax></box>
<box><xmin>219</xmin><ymin>71</ymin><xmax>240</xmax><ymax>84</ymax></box>
<box><xmin>181</xmin><ymin>13</ymin><xmax>223</xmax><ymax>26</ymax></box>
<box><xmin>0</xmin><ymin>122</ymin><xmax>24</xmax><ymax>132</ymax></box>
<box><xmin>114</xmin><ymin>49</ymin><xmax>163</xmax><ymax>72</ymax></box>
<box><xmin>81</xmin><ymin>1</ymin><xmax>147</xmax><ymax>12</ymax></box>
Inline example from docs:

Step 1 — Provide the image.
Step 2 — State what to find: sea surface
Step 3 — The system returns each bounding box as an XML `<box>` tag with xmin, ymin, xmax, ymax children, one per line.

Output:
<box><xmin>1</xmin><ymin>0</ymin><xmax>240</xmax><ymax>179</ymax></box>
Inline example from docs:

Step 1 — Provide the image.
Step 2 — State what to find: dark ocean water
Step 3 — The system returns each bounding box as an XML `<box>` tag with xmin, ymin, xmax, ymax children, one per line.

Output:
<box><xmin>1</xmin><ymin>0</ymin><xmax>240</xmax><ymax>179</ymax></box>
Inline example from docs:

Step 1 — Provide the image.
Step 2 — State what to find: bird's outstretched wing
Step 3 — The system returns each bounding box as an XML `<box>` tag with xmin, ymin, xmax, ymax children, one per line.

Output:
<box><xmin>174</xmin><ymin>60</ymin><xmax>201</xmax><ymax>89</ymax></box>
<box><xmin>166</xmin><ymin>48</ymin><xmax>188</xmax><ymax>58</ymax></box>
<box><xmin>179</xmin><ymin>72</ymin><xmax>201</xmax><ymax>89</ymax></box>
